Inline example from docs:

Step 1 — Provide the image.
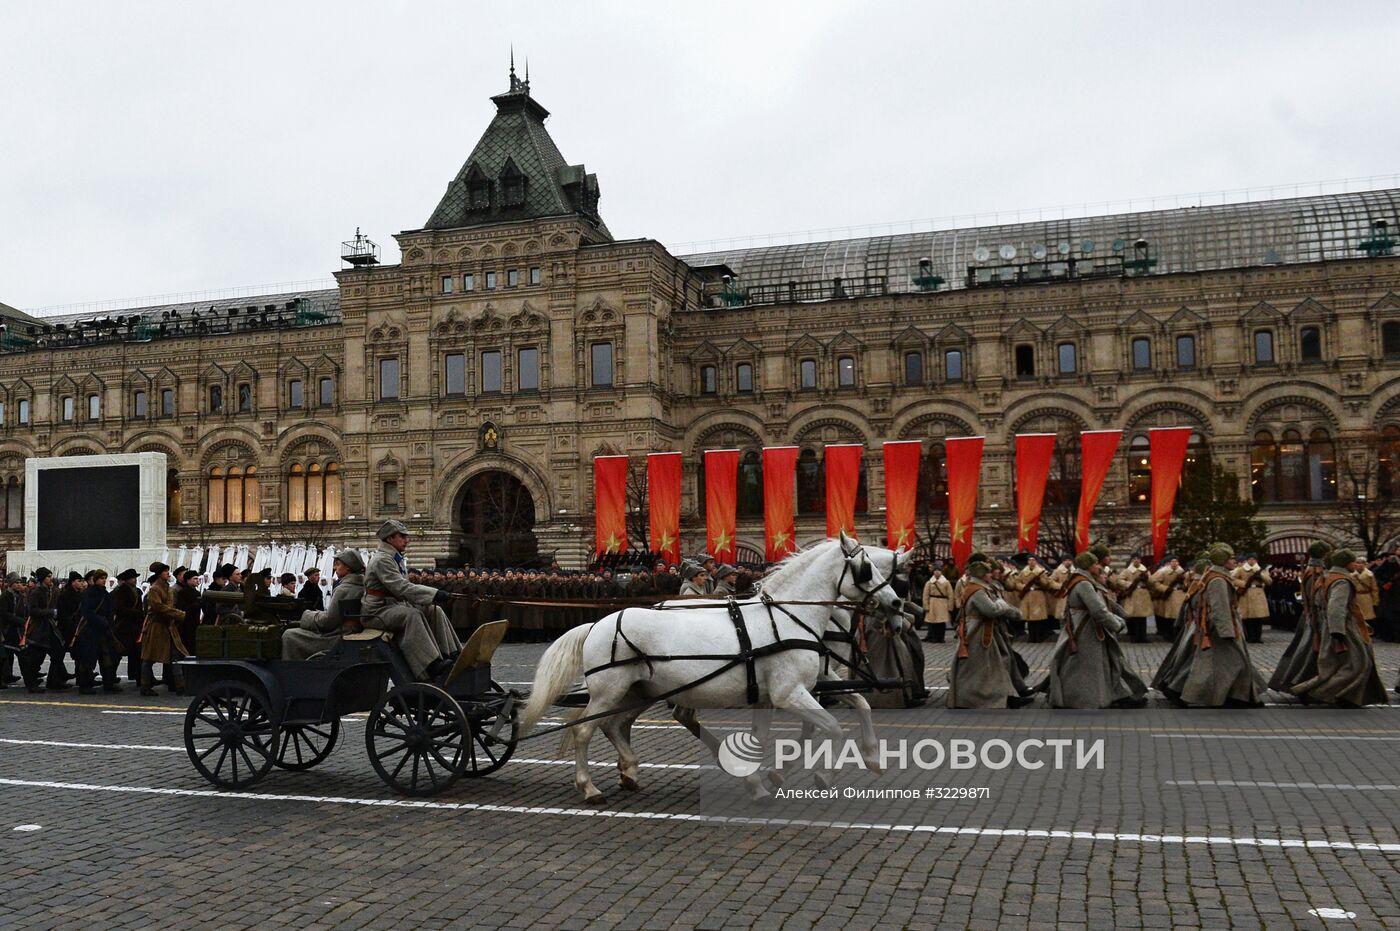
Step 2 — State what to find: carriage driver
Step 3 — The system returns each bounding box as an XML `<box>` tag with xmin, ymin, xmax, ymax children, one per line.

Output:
<box><xmin>363</xmin><ymin>520</ymin><xmax>463</xmax><ymax>681</ymax></box>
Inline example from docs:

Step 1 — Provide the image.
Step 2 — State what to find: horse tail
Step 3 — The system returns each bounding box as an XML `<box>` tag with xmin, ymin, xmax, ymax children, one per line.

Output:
<box><xmin>519</xmin><ymin>622</ymin><xmax>593</xmax><ymax>734</ymax></box>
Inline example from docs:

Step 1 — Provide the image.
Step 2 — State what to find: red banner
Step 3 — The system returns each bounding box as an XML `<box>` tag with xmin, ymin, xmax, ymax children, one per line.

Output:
<box><xmin>594</xmin><ymin>455</ymin><xmax>629</xmax><ymax>556</ymax></box>
<box><xmin>762</xmin><ymin>446</ymin><xmax>799</xmax><ymax>562</ymax></box>
<box><xmin>647</xmin><ymin>452</ymin><xmax>682</xmax><ymax>565</ymax></box>
<box><xmin>1075</xmin><ymin>430</ymin><xmax>1123</xmax><ymax>553</ymax></box>
<box><xmin>945</xmin><ymin>436</ymin><xmax>984</xmax><ymax>569</ymax></box>
<box><xmin>1149</xmin><ymin>427</ymin><xmax>1194</xmax><ymax>564</ymax></box>
<box><xmin>704</xmin><ymin>449</ymin><xmax>739</xmax><ymax>563</ymax></box>
<box><xmin>825</xmin><ymin>444</ymin><xmax>863</xmax><ymax>539</ymax></box>
<box><xmin>883</xmin><ymin>441</ymin><xmax>921</xmax><ymax>551</ymax></box>
<box><xmin>1014</xmin><ymin>433</ymin><xmax>1056</xmax><ymax>553</ymax></box>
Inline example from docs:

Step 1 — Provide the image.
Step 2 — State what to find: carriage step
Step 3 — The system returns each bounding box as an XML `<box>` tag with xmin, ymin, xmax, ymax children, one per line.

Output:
<box><xmin>812</xmin><ymin>678</ymin><xmax>904</xmax><ymax>695</ymax></box>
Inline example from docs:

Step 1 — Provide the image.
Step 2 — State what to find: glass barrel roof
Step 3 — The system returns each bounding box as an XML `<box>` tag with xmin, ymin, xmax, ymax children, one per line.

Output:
<box><xmin>676</xmin><ymin>189</ymin><xmax>1400</xmax><ymax>294</ymax></box>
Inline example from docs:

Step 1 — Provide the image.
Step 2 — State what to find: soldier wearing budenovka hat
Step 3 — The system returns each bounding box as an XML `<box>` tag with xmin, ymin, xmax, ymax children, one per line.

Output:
<box><xmin>138</xmin><ymin>562</ymin><xmax>187</xmax><ymax>696</ymax></box>
<box><xmin>19</xmin><ymin>568</ymin><xmax>70</xmax><ymax>692</ymax></box>
<box><xmin>362</xmin><ymin>520</ymin><xmax>462</xmax><ymax>681</ymax></box>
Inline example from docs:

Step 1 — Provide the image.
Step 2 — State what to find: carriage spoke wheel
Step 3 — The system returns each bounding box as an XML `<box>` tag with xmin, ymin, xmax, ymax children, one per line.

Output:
<box><xmin>366</xmin><ymin>683</ymin><xmax>467</xmax><ymax>796</ymax></box>
<box><xmin>463</xmin><ymin>681</ymin><xmax>519</xmax><ymax>778</ymax></box>
<box><xmin>275</xmin><ymin>719</ymin><xmax>340</xmax><ymax>771</ymax></box>
<box><xmin>184</xmin><ymin>680</ymin><xmax>279</xmax><ymax>790</ymax></box>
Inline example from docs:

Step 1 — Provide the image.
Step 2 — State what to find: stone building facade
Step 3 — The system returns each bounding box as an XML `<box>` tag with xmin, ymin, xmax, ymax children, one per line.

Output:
<box><xmin>3</xmin><ymin>74</ymin><xmax>1399</xmax><ymax>566</ymax></box>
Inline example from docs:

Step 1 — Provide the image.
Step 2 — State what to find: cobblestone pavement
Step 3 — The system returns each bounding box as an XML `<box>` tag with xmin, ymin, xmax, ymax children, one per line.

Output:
<box><xmin>2</xmin><ymin>631</ymin><xmax>1399</xmax><ymax>929</ymax></box>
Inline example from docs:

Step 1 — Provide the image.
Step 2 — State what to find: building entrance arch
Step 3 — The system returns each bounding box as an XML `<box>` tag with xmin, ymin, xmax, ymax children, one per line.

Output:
<box><xmin>456</xmin><ymin>470</ymin><xmax>539</xmax><ymax>568</ymax></box>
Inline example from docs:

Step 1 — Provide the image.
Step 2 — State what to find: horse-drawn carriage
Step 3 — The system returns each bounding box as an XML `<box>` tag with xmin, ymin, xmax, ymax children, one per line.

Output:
<box><xmin>177</xmin><ymin>589</ymin><xmax>518</xmax><ymax>797</ymax></box>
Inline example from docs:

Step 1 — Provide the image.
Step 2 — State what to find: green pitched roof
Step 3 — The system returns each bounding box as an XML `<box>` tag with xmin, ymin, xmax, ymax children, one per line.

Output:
<box><xmin>423</xmin><ymin>73</ymin><xmax>610</xmax><ymax>237</ymax></box>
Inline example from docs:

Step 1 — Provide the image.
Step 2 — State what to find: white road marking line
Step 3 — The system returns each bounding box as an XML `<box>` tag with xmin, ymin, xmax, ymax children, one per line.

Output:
<box><xmin>1</xmin><ymin>776</ymin><xmax>1397</xmax><ymax>852</ymax></box>
<box><xmin>1153</xmin><ymin>733</ymin><xmax>1400</xmax><ymax>742</ymax></box>
<box><xmin>101</xmin><ymin>710</ymin><xmax>186</xmax><ymax>716</ymax></box>
<box><xmin>13</xmin><ymin>824</ymin><xmax>42</xmax><ymax>832</ymax></box>
<box><xmin>1309</xmin><ymin>906</ymin><xmax>1358</xmax><ymax>919</ymax></box>
<box><xmin>0</xmin><ymin>737</ymin><xmax>709</xmax><ymax>769</ymax></box>
<box><xmin>1168</xmin><ymin>779</ymin><xmax>1400</xmax><ymax>792</ymax></box>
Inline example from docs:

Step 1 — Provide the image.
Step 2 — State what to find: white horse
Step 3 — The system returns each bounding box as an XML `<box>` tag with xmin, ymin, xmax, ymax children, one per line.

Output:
<box><xmin>519</xmin><ymin>532</ymin><xmax>910</xmax><ymax>802</ymax></box>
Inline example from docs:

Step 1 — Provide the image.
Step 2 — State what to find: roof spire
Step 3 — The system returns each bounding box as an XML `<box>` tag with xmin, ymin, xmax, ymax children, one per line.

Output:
<box><xmin>507</xmin><ymin>46</ymin><xmax>529</xmax><ymax>94</ymax></box>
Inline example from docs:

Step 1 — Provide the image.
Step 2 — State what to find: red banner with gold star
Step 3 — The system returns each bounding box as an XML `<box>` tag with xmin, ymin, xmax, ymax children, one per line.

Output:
<box><xmin>1075</xmin><ymin>429</ymin><xmax>1123</xmax><ymax>553</ymax></box>
<box><xmin>647</xmin><ymin>452</ymin><xmax>682</xmax><ymax>565</ymax></box>
<box><xmin>1149</xmin><ymin>427</ymin><xmax>1193</xmax><ymax>564</ymax></box>
<box><xmin>945</xmin><ymin>436</ymin><xmax>984</xmax><ymax>569</ymax></box>
<box><xmin>762</xmin><ymin>446</ymin><xmax>799</xmax><ymax>562</ymax></box>
<box><xmin>883</xmin><ymin>441</ymin><xmax>921</xmax><ymax>551</ymax></box>
<box><xmin>594</xmin><ymin>455</ymin><xmax>629</xmax><ymax>556</ymax></box>
<box><xmin>825</xmin><ymin>444</ymin><xmax>864</xmax><ymax>539</ymax></box>
<box><xmin>1014</xmin><ymin>433</ymin><xmax>1056</xmax><ymax>554</ymax></box>
<box><xmin>704</xmin><ymin>449</ymin><xmax>740</xmax><ymax>563</ymax></box>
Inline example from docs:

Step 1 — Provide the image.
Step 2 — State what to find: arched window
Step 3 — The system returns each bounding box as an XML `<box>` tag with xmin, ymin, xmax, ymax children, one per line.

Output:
<box><xmin>1127</xmin><ymin>435</ymin><xmax>1151</xmax><ymax>505</ymax></box>
<box><xmin>1384</xmin><ymin>322</ymin><xmax>1400</xmax><ymax>358</ymax></box>
<box><xmin>167</xmin><ymin>468</ymin><xmax>181</xmax><ymax>527</ymax></box>
<box><xmin>944</xmin><ymin>349</ymin><xmax>964</xmax><ymax>382</ymax></box>
<box><xmin>1307</xmin><ymin>429</ymin><xmax>1336</xmax><ymax>501</ymax></box>
<box><xmin>1175</xmin><ymin>335</ymin><xmax>1196</xmax><ymax>369</ymax></box>
<box><xmin>736</xmin><ymin>363</ymin><xmax>754</xmax><ymax>393</ymax></box>
<box><xmin>799</xmin><ymin>359</ymin><xmax>817</xmax><ymax>390</ymax></box>
<box><xmin>1381</xmin><ymin>425</ymin><xmax>1400</xmax><ymax>497</ymax></box>
<box><xmin>796</xmin><ymin>448</ymin><xmax>823</xmax><ymax>514</ymax></box>
<box><xmin>1132</xmin><ymin>338</ymin><xmax>1151</xmax><ymax>370</ymax></box>
<box><xmin>916</xmin><ymin>442</ymin><xmax>946</xmax><ymax>514</ymax></box>
<box><xmin>287</xmin><ymin>461</ymin><xmax>341</xmax><ymax>522</ymax></box>
<box><xmin>837</xmin><ymin>356</ymin><xmax>856</xmax><ymax>387</ymax></box>
<box><xmin>737</xmin><ymin>451</ymin><xmax>763</xmax><ymax>517</ymax></box>
<box><xmin>1057</xmin><ymin>342</ymin><xmax>1077</xmax><ymax>375</ymax></box>
<box><xmin>1</xmin><ymin>475</ymin><xmax>22</xmax><ymax>530</ymax></box>
<box><xmin>1254</xmin><ymin>330</ymin><xmax>1275</xmax><ymax>364</ymax></box>
<box><xmin>903</xmin><ymin>352</ymin><xmax>923</xmax><ymax>386</ymax></box>
<box><xmin>208</xmin><ymin>465</ymin><xmax>259</xmax><ymax>524</ymax></box>
<box><xmin>700</xmin><ymin>365</ymin><xmax>717</xmax><ymax>395</ymax></box>
<box><xmin>1299</xmin><ymin>326</ymin><xmax>1322</xmax><ymax>362</ymax></box>
<box><xmin>1251</xmin><ymin>430</ymin><xmax>1277</xmax><ymax>503</ymax></box>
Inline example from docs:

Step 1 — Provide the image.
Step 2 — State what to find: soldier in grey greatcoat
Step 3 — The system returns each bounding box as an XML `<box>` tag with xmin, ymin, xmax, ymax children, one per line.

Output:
<box><xmin>362</xmin><ymin>520</ymin><xmax>462</xmax><ymax>681</ymax></box>
<box><xmin>1268</xmin><ymin>541</ymin><xmax>1330</xmax><ymax>694</ymax></box>
<box><xmin>947</xmin><ymin>561</ymin><xmax>1032</xmax><ymax>709</ymax></box>
<box><xmin>1040</xmin><ymin>552</ymin><xmax>1147</xmax><ymax>708</ymax></box>
<box><xmin>1156</xmin><ymin>543</ymin><xmax>1266</xmax><ymax>707</ymax></box>
<box><xmin>1292</xmin><ymin>550</ymin><xmax>1389</xmax><ymax>706</ymax></box>
<box><xmin>282</xmin><ymin>551</ymin><xmax>366</xmax><ymax>661</ymax></box>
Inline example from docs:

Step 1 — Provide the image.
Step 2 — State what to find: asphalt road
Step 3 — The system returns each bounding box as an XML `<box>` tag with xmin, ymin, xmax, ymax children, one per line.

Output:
<box><xmin>1</xmin><ymin>633</ymin><xmax>1398</xmax><ymax>930</ymax></box>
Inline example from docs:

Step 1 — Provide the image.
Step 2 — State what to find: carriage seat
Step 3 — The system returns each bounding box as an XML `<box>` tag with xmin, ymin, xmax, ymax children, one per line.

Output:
<box><xmin>342</xmin><ymin>628</ymin><xmax>392</xmax><ymax>642</ymax></box>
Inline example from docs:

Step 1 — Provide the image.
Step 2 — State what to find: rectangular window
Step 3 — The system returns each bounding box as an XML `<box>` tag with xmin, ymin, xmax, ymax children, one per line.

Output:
<box><xmin>464</xmin><ymin>273</ymin><xmax>475</xmax><ymax>291</ymax></box>
<box><xmin>700</xmin><ymin>365</ymin><xmax>717</xmax><ymax>395</ymax></box>
<box><xmin>518</xmin><ymin>347</ymin><xmax>540</xmax><ymax>392</ymax></box>
<box><xmin>945</xmin><ymin>349</ymin><xmax>964</xmax><ymax>382</ymax></box>
<box><xmin>237</xmin><ymin>383</ymin><xmax>251</xmax><ymax>413</ymax></box>
<box><xmin>591</xmin><ymin>342</ymin><xmax>613</xmax><ymax>387</ymax></box>
<box><xmin>319</xmin><ymin>377</ymin><xmax>333</xmax><ymax>407</ymax></box>
<box><xmin>87</xmin><ymin>394</ymin><xmax>99</xmax><ymax>420</ymax></box>
<box><xmin>1132</xmin><ymin>338</ymin><xmax>1151</xmax><ymax>370</ymax></box>
<box><xmin>134</xmin><ymin>390</ymin><xmax>148</xmax><ymax>418</ymax></box>
<box><xmin>18</xmin><ymin>399</ymin><xmax>30</xmax><ymax>424</ymax></box>
<box><xmin>444</xmin><ymin>353</ymin><xmax>466</xmax><ymax>396</ymax></box>
<box><xmin>1057</xmin><ymin>343</ymin><xmax>1077</xmax><ymax>374</ymax></box>
<box><xmin>800</xmin><ymin>358</ymin><xmax>817</xmax><ymax>389</ymax></box>
<box><xmin>1255</xmin><ymin>330</ymin><xmax>1275</xmax><ymax>364</ymax></box>
<box><xmin>441</xmin><ymin>275</ymin><xmax>454</xmax><ymax>294</ymax></box>
<box><xmin>62</xmin><ymin>396</ymin><xmax>74</xmax><ymax>422</ymax></box>
<box><xmin>210</xmin><ymin>385</ymin><xmax>223</xmax><ymax>413</ymax></box>
<box><xmin>161</xmin><ymin>389</ymin><xmax>174</xmax><ymax>417</ymax></box>
<box><xmin>507</xmin><ymin>269</ymin><xmax>519</xmax><ymax>288</ymax></box>
<box><xmin>481</xmin><ymin>350</ymin><xmax>502</xmax><ymax>393</ymax></box>
<box><xmin>1015</xmin><ymin>344</ymin><xmax>1035</xmax><ymax>378</ymax></box>
<box><xmin>837</xmin><ymin>356</ymin><xmax>855</xmax><ymax>387</ymax></box>
<box><xmin>289</xmin><ymin>379</ymin><xmax>303</xmax><ymax>409</ymax></box>
<box><xmin>485</xmin><ymin>271</ymin><xmax>497</xmax><ymax>290</ymax></box>
<box><xmin>1176</xmin><ymin>335</ymin><xmax>1196</xmax><ymax>369</ymax></box>
<box><xmin>380</xmin><ymin>358</ymin><xmax>400</xmax><ymax>400</ymax></box>
<box><xmin>736</xmin><ymin>363</ymin><xmax>753</xmax><ymax>393</ymax></box>
<box><xmin>904</xmin><ymin>351</ymin><xmax>923</xmax><ymax>386</ymax></box>
<box><xmin>1300</xmin><ymin>327</ymin><xmax>1322</xmax><ymax>361</ymax></box>
<box><xmin>529</xmin><ymin>266</ymin><xmax>541</xmax><ymax>286</ymax></box>
<box><xmin>383</xmin><ymin>480</ymin><xmax>400</xmax><ymax>508</ymax></box>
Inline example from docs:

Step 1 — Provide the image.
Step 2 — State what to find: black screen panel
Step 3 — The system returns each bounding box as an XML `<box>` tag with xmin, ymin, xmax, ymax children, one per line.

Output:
<box><xmin>37</xmin><ymin>465</ymin><xmax>142</xmax><ymax>549</ymax></box>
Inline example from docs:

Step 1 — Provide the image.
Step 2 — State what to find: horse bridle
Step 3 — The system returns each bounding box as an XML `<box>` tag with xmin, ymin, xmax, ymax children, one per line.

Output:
<box><xmin>836</xmin><ymin>543</ymin><xmax>901</xmax><ymax>617</ymax></box>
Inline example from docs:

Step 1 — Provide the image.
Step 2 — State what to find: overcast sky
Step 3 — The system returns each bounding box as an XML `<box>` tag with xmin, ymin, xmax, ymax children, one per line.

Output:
<box><xmin>3</xmin><ymin>1</ymin><xmax>1399</xmax><ymax>311</ymax></box>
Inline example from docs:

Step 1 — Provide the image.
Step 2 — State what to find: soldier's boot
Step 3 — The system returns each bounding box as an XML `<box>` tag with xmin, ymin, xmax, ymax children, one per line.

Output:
<box><xmin>1244</xmin><ymin>619</ymin><xmax>1264</xmax><ymax>643</ymax></box>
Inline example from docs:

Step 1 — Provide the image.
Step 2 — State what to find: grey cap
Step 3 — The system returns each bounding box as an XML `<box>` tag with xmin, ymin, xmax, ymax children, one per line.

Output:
<box><xmin>4</xmin><ymin>572</ymin><xmax>19</xmax><ymax>584</ymax></box>
<box><xmin>376</xmin><ymin>519</ymin><xmax>410</xmax><ymax>541</ymax></box>
<box><xmin>715</xmin><ymin>564</ymin><xmax>738</xmax><ymax>578</ymax></box>
<box><xmin>680</xmin><ymin>560</ymin><xmax>705</xmax><ymax>580</ymax></box>
<box><xmin>334</xmin><ymin>549</ymin><xmax>365</xmax><ymax>574</ymax></box>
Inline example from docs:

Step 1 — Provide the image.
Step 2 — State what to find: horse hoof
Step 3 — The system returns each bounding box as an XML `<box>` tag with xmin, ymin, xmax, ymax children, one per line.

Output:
<box><xmin>584</xmin><ymin>791</ymin><xmax>607</xmax><ymax>805</ymax></box>
<box><xmin>619</xmin><ymin>775</ymin><xmax>641</xmax><ymax>792</ymax></box>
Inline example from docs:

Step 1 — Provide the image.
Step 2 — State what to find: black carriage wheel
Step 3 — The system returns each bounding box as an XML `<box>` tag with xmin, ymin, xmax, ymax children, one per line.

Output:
<box><xmin>275</xmin><ymin>719</ymin><xmax>341</xmax><ymax>771</ymax></box>
<box><xmin>463</xmin><ymin>680</ymin><xmax>519</xmax><ymax>778</ymax></box>
<box><xmin>365</xmin><ymin>683</ymin><xmax>467</xmax><ymax>796</ymax></box>
<box><xmin>184</xmin><ymin>679</ymin><xmax>279</xmax><ymax>790</ymax></box>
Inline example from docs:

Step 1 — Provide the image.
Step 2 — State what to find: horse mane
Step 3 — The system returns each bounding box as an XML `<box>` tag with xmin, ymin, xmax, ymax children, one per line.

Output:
<box><xmin>754</xmin><ymin>539</ymin><xmax>842</xmax><ymax>599</ymax></box>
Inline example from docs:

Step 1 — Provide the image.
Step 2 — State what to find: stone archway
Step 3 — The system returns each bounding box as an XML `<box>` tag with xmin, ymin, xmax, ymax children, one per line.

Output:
<box><xmin>456</xmin><ymin>470</ymin><xmax>539</xmax><ymax>568</ymax></box>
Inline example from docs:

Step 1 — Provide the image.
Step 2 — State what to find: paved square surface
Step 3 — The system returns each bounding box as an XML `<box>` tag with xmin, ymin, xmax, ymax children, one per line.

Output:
<box><xmin>2</xmin><ymin>632</ymin><xmax>1398</xmax><ymax>929</ymax></box>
